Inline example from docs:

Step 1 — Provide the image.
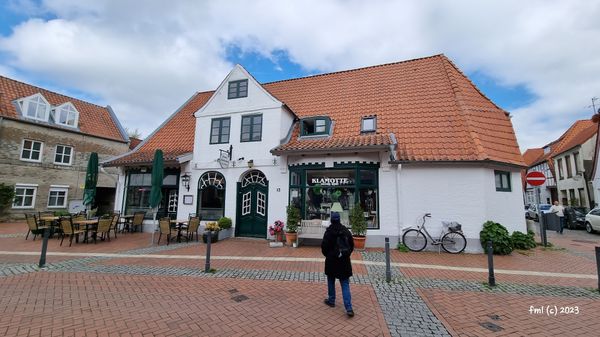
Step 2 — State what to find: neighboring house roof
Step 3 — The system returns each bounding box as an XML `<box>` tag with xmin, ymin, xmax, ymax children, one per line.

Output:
<box><xmin>522</xmin><ymin>148</ymin><xmax>544</xmax><ymax>166</ymax></box>
<box><xmin>551</xmin><ymin>120</ymin><xmax>597</xmax><ymax>157</ymax></box>
<box><xmin>128</xmin><ymin>137</ymin><xmax>143</xmax><ymax>150</ymax></box>
<box><xmin>106</xmin><ymin>54</ymin><xmax>524</xmax><ymax>167</ymax></box>
<box><xmin>0</xmin><ymin>75</ymin><xmax>127</xmax><ymax>142</ymax></box>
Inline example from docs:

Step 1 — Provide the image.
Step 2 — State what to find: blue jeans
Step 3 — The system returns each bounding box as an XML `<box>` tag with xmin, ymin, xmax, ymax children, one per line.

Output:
<box><xmin>327</xmin><ymin>275</ymin><xmax>353</xmax><ymax>312</ymax></box>
<box><xmin>558</xmin><ymin>217</ymin><xmax>565</xmax><ymax>234</ymax></box>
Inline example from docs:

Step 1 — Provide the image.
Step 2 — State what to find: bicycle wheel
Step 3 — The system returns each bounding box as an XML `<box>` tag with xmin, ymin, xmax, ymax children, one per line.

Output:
<box><xmin>402</xmin><ymin>229</ymin><xmax>427</xmax><ymax>252</ymax></box>
<box><xmin>441</xmin><ymin>231</ymin><xmax>466</xmax><ymax>254</ymax></box>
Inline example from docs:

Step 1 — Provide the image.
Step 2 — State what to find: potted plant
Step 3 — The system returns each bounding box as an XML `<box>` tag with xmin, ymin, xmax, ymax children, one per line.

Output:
<box><xmin>350</xmin><ymin>203</ymin><xmax>367</xmax><ymax>250</ymax></box>
<box><xmin>217</xmin><ymin>216</ymin><xmax>233</xmax><ymax>240</ymax></box>
<box><xmin>202</xmin><ymin>221</ymin><xmax>220</xmax><ymax>243</ymax></box>
<box><xmin>269</xmin><ymin>220</ymin><xmax>285</xmax><ymax>242</ymax></box>
<box><xmin>285</xmin><ymin>206</ymin><xmax>301</xmax><ymax>245</ymax></box>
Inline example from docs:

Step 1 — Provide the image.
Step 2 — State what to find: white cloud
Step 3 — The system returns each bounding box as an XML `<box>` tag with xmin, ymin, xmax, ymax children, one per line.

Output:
<box><xmin>0</xmin><ymin>0</ymin><xmax>599</xmax><ymax>150</ymax></box>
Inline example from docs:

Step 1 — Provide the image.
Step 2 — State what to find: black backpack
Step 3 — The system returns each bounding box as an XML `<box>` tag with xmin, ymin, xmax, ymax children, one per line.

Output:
<box><xmin>336</xmin><ymin>229</ymin><xmax>351</xmax><ymax>258</ymax></box>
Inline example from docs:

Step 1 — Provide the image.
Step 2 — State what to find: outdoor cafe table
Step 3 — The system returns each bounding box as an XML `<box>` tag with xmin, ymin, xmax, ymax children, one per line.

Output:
<box><xmin>72</xmin><ymin>218</ymin><xmax>99</xmax><ymax>243</ymax></box>
<box><xmin>170</xmin><ymin>219</ymin><xmax>189</xmax><ymax>243</ymax></box>
<box><xmin>119</xmin><ymin>215</ymin><xmax>134</xmax><ymax>233</ymax></box>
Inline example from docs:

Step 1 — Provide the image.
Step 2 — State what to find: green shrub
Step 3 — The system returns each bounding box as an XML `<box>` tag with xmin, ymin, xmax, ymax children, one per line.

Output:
<box><xmin>0</xmin><ymin>183</ymin><xmax>15</xmax><ymax>216</ymax></box>
<box><xmin>217</xmin><ymin>216</ymin><xmax>232</xmax><ymax>229</ymax></box>
<box><xmin>511</xmin><ymin>230</ymin><xmax>536</xmax><ymax>250</ymax></box>
<box><xmin>480</xmin><ymin>221</ymin><xmax>513</xmax><ymax>255</ymax></box>
<box><xmin>286</xmin><ymin>206</ymin><xmax>301</xmax><ymax>233</ymax></box>
<box><xmin>350</xmin><ymin>203</ymin><xmax>367</xmax><ymax>237</ymax></box>
<box><xmin>396</xmin><ymin>243</ymin><xmax>409</xmax><ymax>252</ymax></box>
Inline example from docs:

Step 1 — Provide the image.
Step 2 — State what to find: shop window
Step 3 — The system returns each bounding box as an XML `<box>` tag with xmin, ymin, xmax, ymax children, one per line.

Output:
<box><xmin>54</xmin><ymin>145</ymin><xmax>73</xmax><ymax>165</ymax></box>
<box><xmin>300</xmin><ymin>117</ymin><xmax>330</xmax><ymax>136</ymax></box>
<box><xmin>21</xmin><ymin>139</ymin><xmax>43</xmax><ymax>162</ymax></box>
<box><xmin>361</xmin><ymin>116</ymin><xmax>376</xmax><ymax>132</ymax></box>
<box><xmin>494</xmin><ymin>170</ymin><xmax>511</xmax><ymax>192</ymax></box>
<box><xmin>198</xmin><ymin>171</ymin><xmax>225</xmax><ymax>220</ymax></box>
<box><xmin>241</xmin><ymin>114</ymin><xmax>262</xmax><ymax>142</ymax></box>
<box><xmin>13</xmin><ymin>185</ymin><xmax>37</xmax><ymax>208</ymax></box>
<box><xmin>210</xmin><ymin>117</ymin><xmax>230</xmax><ymax>144</ymax></box>
<box><xmin>228</xmin><ymin>79</ymin><xmax>248</xmax><ymax>99</ymax></box>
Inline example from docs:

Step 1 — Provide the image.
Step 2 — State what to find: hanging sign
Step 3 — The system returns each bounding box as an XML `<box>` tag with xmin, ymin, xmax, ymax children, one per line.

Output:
<box><xmin>217</xmin><ymin>145</ymin><xmax>232</xmax><ymax>169</ymax></box>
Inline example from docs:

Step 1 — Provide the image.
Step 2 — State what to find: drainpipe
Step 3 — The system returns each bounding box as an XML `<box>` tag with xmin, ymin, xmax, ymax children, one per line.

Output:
<box><xmin>395</xmin><ymin>163</ymin><xmax>402</xmax><ymax>239</ymax></box>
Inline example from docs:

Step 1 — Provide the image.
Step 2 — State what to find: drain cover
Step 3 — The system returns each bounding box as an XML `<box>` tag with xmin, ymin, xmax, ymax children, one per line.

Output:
<box><xmin>228</xmin><ymin>288</ymin><xmax>239</xmax><ymax>294</ymax></box>
<box><xmin>480</xmin><ymin>322</ymin><xmax>503</xmax><ymax>332</ymax></box>
<box><xmin>232</xmin><ymin>295</ymin><xmax>249</xmax><ymax>302</ymax></box>
<box><xmin>488</xmin><ymin>315</ymin><xmax>501</xmax><ymax>321</ymax></box>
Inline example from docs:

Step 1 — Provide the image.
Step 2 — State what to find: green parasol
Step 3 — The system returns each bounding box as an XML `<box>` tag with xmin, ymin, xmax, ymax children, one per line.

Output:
<box><xmin>149</xmin><ymin>149</ymin><xmax>164</xmax><ymax>208</ymax></box>
<box><xmin>82</xmin><ymin>152</ymin><xmax>98</xmax><ymax>206</ymax></box>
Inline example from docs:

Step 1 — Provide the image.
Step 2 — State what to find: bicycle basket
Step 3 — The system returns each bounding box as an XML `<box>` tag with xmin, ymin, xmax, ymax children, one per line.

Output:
<box><xmin>448</xmin><ymin>223</ymin><xmax>462</xmax><ymax>233</ymax></box>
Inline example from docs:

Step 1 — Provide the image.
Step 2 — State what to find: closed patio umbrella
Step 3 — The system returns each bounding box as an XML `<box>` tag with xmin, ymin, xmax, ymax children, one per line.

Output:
<box><xmin>150</xmin><ymin>150</ymin><xmax>164</xmax><ymax>244</ymax></box>
<box><xmin>82</xmin><ymin>152</ymin><xmax>98</xmax><ymax>208</ymax></box>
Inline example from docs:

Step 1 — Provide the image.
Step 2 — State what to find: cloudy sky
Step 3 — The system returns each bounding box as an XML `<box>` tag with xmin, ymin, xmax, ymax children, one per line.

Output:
<box><xmin>1</xmin><ymin>0</ymin><xmax>599</xmax><ymax>150</ymax></box>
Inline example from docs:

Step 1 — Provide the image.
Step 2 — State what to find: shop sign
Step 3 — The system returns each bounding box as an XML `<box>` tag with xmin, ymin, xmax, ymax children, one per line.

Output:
<box><xmin>308</xmin><ymin>177</ymin><xmax>354</xmax><ymax>186</ymax></box>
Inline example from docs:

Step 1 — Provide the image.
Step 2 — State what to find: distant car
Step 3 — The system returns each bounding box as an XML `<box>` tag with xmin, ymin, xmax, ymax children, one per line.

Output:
<box><xmin>585</xmin><ymin>208</ymin><xmax>600</xmax><ymax>233</ymax></box>
<box><xmin>524</xmin><ymin>204</ymin><xmax>530</xmax><ymax>219</ymax></box>
<box><xmin>564</xmin><ymin>207</ymin><xmax>586</xmax><ymax>230</ymax></box>
<box><xmin>527</xmin><ymin>204</ymin><xmax>552</xmax><ymax>222</ymax></box>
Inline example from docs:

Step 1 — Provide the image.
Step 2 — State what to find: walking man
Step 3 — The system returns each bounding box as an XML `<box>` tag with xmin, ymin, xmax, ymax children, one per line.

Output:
<box><xmin>550</xmin><ymin>200</ymin><xmax>565</xmax><ymax>234</ymax></box>
<box><xmin>321</xmin><ymin>212</ymin><xmax>355</xmax><ymax>317</ymax></box>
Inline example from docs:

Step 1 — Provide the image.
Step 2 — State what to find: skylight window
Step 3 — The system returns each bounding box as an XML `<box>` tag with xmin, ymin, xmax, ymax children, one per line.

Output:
<box><xmin>361</xmin><ymin>116</ymin><xmax>377</xmax><ymax>132</ymax></box>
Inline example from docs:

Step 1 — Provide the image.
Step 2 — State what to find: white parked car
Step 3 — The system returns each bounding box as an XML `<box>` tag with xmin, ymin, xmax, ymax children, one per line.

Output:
<box><xmin>584</xmin><ymin>208</ymin><xmax>600</xmax><ymax>233</ymax></box>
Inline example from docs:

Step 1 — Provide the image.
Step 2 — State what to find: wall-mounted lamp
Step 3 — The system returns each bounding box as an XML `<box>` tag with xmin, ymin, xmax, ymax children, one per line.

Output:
<box><xmin>247</xmin><ymin>159</ymin><xmax>254</xmax><ymax>168</ymax></box>
<box><xmin>181</xmin><ymin>173</ymin><xmax>191</xmax><ymax>191</ymax></box>
<box><xmin>273</xmin><ymin>158</ymin><xmax>277</xmax><ymax>165</ymax></box>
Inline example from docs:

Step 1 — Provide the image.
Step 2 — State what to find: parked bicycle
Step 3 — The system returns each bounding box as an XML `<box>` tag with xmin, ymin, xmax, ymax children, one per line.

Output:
<box><xmin>402</xmin><ymin>213</ymin><xmax>466</xmax><ymax>253</ymax></box>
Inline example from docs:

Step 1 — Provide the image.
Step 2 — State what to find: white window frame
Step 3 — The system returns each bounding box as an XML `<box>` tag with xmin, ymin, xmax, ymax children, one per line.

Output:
<box><xmin>53</xmin><ymin>102</ymin><xmax>79</xmax><ymax>128</ymax></box>
<box><xmin>48</xmin><ymin>186</ymin><xmax>69</xmax><ymax>208</ymax></box>
<box><xmin>19</xmin><ymin>93</ymin><xmax>50</xmax><ymax>122</ymax></box>
<box><xmin>361</xmin><ymin>116</ymin><xmax>377</xmax><ymax>132</ymax></box>
<box><xmin>20</xmin><ymin>139</ymin><xmax>44</xmax><ymax>162</ymax></box>
<box><xmin>12</xmin><ymin>184</ymin><xmax>38</xmax><ymax>209</ymax></box>
<box><xmin>54</xmin><ymin>144</ymin><xmax>73</xmax><ymax>166</ymax></box>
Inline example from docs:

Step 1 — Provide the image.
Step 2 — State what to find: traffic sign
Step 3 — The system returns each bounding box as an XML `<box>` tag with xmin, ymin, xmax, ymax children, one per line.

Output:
<box><xmin>526</xmin><ymin>171</ymin><xmax>546</xmax><ymax>186</ymax></box>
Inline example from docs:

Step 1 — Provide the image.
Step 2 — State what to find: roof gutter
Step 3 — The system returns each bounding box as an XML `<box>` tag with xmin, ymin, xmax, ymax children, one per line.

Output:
<box><xmin>271</xmin><ymin>144</ymin><xmax>390</xmax><ymax>156</ymax></box>
<box><xmin>390</xmin><ymin>159</ymin><xmax>527</xmax><ymax>169</ymax></box>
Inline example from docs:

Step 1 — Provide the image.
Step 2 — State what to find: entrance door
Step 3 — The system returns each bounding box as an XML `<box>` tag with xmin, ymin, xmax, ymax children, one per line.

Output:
<box><xmin>236</xmin><ymin>170</ymin><xmax>268</xmax><ymax>238</ymax></box>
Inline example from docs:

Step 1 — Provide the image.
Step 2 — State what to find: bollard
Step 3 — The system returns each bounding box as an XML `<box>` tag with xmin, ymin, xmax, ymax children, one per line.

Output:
<box><xmin>38</xmin><ymin>227</ymin><xmax>50</xmax><ymax>268</ymax></box>
<box><xmin>385</xmin><ymin>237</ymin><xmax>391</xmax><ymax>282</ymax></box>
<box><xmin>487</xmin><ymin>240</ymin><xmax>496</xmax><ymax>287</ymax></box>
<box><xmin>596</xmin><ymin>247</ymin><xmax>600</xmax><ymax>293</ymax></box>
<box><xmin>540</xmin><ymin>214</ymin><xmax>548</xmax><ymax>247</ymax></box>
<box><xmin>204</xmin><ymin>231</ymin><xmax>212</xmax><ymax>272</ymax></box>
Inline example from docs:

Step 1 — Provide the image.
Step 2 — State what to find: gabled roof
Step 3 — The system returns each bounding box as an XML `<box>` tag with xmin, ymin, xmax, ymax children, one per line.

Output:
<box><xmin>129</xmin><ymin>137</ymin><xmax>143</xmax><ymax>150</ymax></box>
<box><xmin>522</xmin><ymin>148</ymin><xmax>544</xmax><ymax>166</ymax></box>
<box><xmin>106</xmin><ymin>54</ymin><xmax>524</xmax><ymax>167</ymax></box>
<box><xmin>0</xmin><ymin>75</ymin><xmax>127</xmax><ymax>142</ymax></box>
<box><xmin>550</xmin><ymin>120</ymin><xmax>597</xmax><ymax>157</ymax></box>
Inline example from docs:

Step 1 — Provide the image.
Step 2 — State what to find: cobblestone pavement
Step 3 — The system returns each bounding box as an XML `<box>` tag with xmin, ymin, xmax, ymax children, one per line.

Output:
<box><xmin>1</xmin><ymin>221</ymin><xmax>599</xmax><ymax>336</ymax></box>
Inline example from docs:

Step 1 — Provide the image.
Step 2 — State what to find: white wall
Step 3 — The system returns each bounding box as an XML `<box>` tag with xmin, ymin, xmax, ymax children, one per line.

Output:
<box><xmin>554</xmin><ymin>137</ymin><xmax>596</xmax><ymax>208</ymax></box>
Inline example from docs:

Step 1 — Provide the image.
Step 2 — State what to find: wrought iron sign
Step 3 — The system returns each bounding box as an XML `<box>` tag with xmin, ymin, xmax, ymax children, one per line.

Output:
<box><xmin>217</xmin><ymin>145</ymin><xmax>233</xmax><ymax>169</ymax></box>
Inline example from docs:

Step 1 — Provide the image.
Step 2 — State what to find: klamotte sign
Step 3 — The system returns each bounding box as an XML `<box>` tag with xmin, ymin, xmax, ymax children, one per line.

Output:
<box><xmin>309</xmin><ymin>177</ymin><xmax>354</xmax><ymax>186</ymax></box>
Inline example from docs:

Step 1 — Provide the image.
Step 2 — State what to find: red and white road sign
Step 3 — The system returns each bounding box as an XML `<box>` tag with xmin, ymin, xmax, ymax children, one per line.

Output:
<box><xmin>526</xmin><ymin>171</ymin><xmax>546</xmax><ymax>186</ymax></box>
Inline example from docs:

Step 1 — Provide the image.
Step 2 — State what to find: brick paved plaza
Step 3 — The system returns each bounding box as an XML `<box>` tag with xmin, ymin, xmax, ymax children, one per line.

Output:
<box><xmin>1</xmin><ymin>221</ymin><xmax>599</xmax><ymax>336</ymax></box>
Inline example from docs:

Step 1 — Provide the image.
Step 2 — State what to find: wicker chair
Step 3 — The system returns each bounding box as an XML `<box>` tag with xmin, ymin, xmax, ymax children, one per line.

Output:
<box><xmin>25</xmin><ymin>213</ymin><xmax>47</xmax><ymax>240</ymax></box>
<box><xmin>59</xmin><ymin>217</ymin><xmax>84</xmax><ymax>247</ymax></box>
<box><xmin>186</xmin><ymin>216</ymin><xmax>201</xmax><ymax>242</ymax></box>
<box><xmin>157</xmin><ymin>217</ymin><xmax>176</xmax><ymax>245</ymax></box>
<box><xmin>92</xmin><ymin>217</ymin><xmax>112</xmax><ymax>243</ymax></box>
<box><xmin>109</xmin><ymin>213</ymin><xmax>119</xmax><ymax>239</ymax></box>
<box><xmin>130</xmin><ymin>211</ymin><xmax>145</xmax><ymax>232</ymax></box>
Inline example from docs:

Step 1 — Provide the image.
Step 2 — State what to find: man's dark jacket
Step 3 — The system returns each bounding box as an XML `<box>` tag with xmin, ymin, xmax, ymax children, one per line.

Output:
<box><xmin>321</xmin><ymin>221</ymin><xmax>354</xmax><ymax>279</ymax></box>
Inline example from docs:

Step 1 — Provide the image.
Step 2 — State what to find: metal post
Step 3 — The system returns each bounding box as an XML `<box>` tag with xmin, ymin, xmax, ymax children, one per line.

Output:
<box><xmin>536</xmin><ymin>186</ymin><xmax>547</xmax><ymax>247</ymax></box>
<box><xmin>487</xmin><ymin>240</ymin><xmax>496</xmax><ymax>287</ymax></box>
<box><xmin>541</xmin><ymin>216</ymin><xmax>548</xmax><ymax>247</ymax></box>
<box><xmin>385</xmin><ymin>237</ymin><xmax>391</xmax><ymax>282</ymax></box>
<box><xmin>38</xmin><ymin>227</ymin><xmax>50</xmax><ymax>268</ymax></box>
<box><xmin>595</xmin><ymin>247</ymin><xmax>600</xmax><ymax>293</ymax></box>
<box><xmin>204</xmin><ymin>231</ymin><xmax>212</xmax><ymax>272</ymax></box>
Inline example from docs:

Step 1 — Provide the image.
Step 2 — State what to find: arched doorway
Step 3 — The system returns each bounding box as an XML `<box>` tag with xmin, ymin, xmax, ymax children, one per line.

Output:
<box><xmin>236</xmin><ymin>170</ymin><xmax>268</xmax><ymax>238</ymax></box>
<box><xmin>197</xmin><ymin>171</ymin><xmax>226</xmax><ymax>221</ymax></box>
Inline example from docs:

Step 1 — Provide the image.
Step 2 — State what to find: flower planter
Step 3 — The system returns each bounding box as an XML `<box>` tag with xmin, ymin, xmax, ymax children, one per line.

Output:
<box><xmin>353</xmin><ymin>236</ymin><xmax>366</xmax><ymax>250</ymax></box>
<box><xmin>218</xmin><ymin>228</ymin><xmax>232</xmax><ymax>241</ymax></box>
<box><xmin>285</xmin><ymin>232</ymin><xmax>297</xmax><ymax>245</ymax></box>
<box><xmin>202</xmin><ymin>231</ymin><xmax>219</xmax><ymax>243</ymax></box>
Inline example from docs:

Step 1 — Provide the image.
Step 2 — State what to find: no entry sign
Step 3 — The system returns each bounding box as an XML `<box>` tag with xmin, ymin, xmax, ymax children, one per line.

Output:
<box><xmin>526</xmin><ymin>171</ymin><xmax>546</xmax><ymax>186</ymax></box>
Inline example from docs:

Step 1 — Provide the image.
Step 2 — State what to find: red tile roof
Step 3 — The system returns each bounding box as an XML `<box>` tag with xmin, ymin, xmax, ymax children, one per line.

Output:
<box><xmin>0</xmin><ymin>75</ymin><xmax>127</xmax><ymax>142</ymax></box>
<box><xmin>107</xmin><ymin>54</ymin><xmax>524</xmax><ymax>167</ymax></box>
<box><xmin>522</xmin><ymin>148</ymin><xmax>545</xmax><ymax>166</ymax></box>
<box><xmin>128</xmin><ymin>137</ymin><xmax>143</xmax><ymax>150</ymax></box>
<box><xmin>551</xmin><ymin>120</ymin><xmax>597</xmax><ymax>156</ymax></box>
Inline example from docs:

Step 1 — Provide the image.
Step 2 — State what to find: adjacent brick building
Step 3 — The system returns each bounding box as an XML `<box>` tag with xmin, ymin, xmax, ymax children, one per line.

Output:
<box><xmin>0</xmin><ymin>75</ymin><xmax>130</xmax><ymax>219</ymax></box>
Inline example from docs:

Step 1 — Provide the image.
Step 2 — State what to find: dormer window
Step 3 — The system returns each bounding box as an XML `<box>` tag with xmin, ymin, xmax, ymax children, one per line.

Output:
<box><xmin>361</xmin><ymin>116</ymin><xmax>377</xmax><ymax>132</ymax></box>
<box><xmin>54</xmin><ymin>103</ymin><xmax>79</xmax><ymax>127</ymax></box>
<box><xmin>300</xmin><ymin>117</ymin><xmax>331</xmax><ymax>136</ymax></box>
<box><xmin>21</xmin><ymin>94</ymin><xmax>50</xmax><ymax>122</ymax></box>
<box><xmin>228</xmin><ymin>79</ymin><xmax>248</xmax><ymax>99</ymax></box>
